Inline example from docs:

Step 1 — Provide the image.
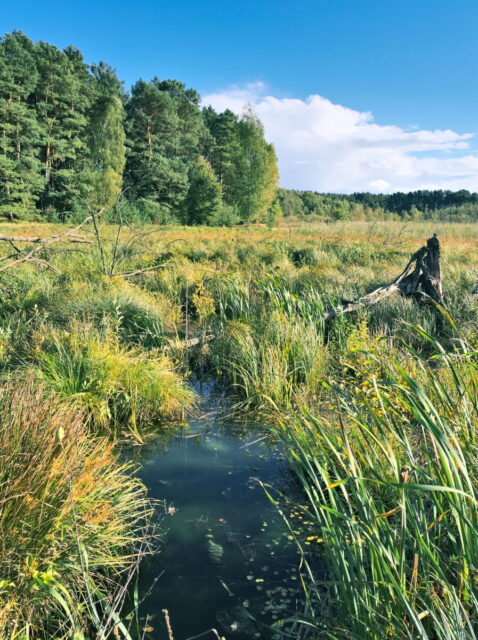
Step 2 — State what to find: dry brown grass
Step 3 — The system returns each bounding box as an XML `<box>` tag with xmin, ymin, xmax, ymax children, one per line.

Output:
<box><xmin>0</xmin><ymin>376</ymin><xmax>153</xmax><ymax>638</ymax></box>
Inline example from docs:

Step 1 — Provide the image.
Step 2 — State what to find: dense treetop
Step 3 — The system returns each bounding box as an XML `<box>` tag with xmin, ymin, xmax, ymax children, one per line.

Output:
<box><xmin>0</xmin><ymin>31</ymin><xmax>279</xmax><ymax>225</ymax></box>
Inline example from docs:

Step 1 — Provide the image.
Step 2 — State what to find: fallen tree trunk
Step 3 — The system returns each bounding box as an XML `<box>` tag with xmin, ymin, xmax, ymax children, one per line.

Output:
<box><xmin>324</xmin><ymin>234</ymin><xmax>444</xmax><ymax>319</ymax></box>
<box><xmin>0</xmin><ymin>209</ymin><xmax>104</xmax><ymax>273</ymax></box>
<box><xmin>168</xmin><ymin>236</ymin><xmax>445</xmax><ymax>349</ymax></box>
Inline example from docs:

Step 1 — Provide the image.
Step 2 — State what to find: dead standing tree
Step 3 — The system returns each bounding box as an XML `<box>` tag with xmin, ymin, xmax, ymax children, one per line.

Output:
<box><xmin>323</xmin><ymin>234</ymin><xmax>445</xmax><ymax>320</ymax></box>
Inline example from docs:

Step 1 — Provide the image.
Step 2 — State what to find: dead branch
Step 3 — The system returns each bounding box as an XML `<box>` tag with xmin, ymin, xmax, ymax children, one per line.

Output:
<box><xmin>28</xmin><ymin>257</ymin><xmax>62</xmax><ymax>274</ymax></box>
<box><xmin>164</xmin><ymin>334</ymin><xmax>216</xmax><ymax>352</ymax></box>
<box><xmin>0</xmin><ymin>233</ymin><xmax>92</xmax><ymax>244</ymax></box>
<box><xmin>0</xmin><ymin>209</ymin><xmax>104</xmax><ymax>274</ymax></box>
<box><xmin>324</xmin><ymin>234</ymin><xmax>445</xmax><ymax>319</ymax></box>
<box><xmin>122</xmin><ymin>263</ymin><xmax>171</xmax><ymax>278</ymax></box>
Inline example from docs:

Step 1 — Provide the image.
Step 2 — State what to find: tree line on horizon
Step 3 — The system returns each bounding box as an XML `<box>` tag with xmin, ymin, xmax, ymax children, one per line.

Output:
<box><xmin>278</xmin><ymin>187</ymin><xmax>478</xmax><ymax>221</ymax></box>
<box><xmin>0</xmin><ymin>31</ymin><xmax>279</xmax><ymax>225</ymax></box>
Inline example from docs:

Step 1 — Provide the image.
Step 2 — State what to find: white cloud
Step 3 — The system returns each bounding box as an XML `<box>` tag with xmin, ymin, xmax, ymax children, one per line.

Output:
<box><xmin>202</xmin><ymin>85</ymin><xmax>477</xmax><ymax>193</ymax></box>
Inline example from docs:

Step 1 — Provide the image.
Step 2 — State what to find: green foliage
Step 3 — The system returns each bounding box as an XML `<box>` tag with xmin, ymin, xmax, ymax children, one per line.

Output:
<box><xmin>182</xmin><ymin>156</ymin><xmax>223</xmax><ymax>224</ymax></box>
<box><xmin>87</xmin><ymin>63</ymin><xmax>126</xmax><ymax>211</ymax></box>
<box><xmin>33</xmin><ymin>40</ymin><xmax>92</xmax><ymax>218</ymax></box>
<box><xmin>114</xmin><ymin>197</ymin><xmax>180</xmax><ymax>224</ymax></box>
<box><xmin>32</xmin><ymin>329</ymin><xmax>195</xmax><ymax>437</ymax></box>
<box><xmin>5</xmin><ymin>133</ymin><xmax>478</xmax><ymax>637</ymax></box>
<box><xmin>279</xmin><ymin>187</ymin><xmax>478</xmax><ymax>222</ymax></box>
<box><xmin>265</xmin><ymin>199</ymin><xmax>282</xmax><ymax>228</ymax></box>
<box><xmin>228</xmin><ymin>107</ymin><xmax>279</xmax><ymax>221</ymax></box>
<box><xmin>275</xmin><ymin>337</ymin><xmax>478</xmax><ymax>639</ymax></box>
<box><xmin>1</xmin><ymin>30</ymin><xmax>477</xmax><ymax>225</ymax></box>
<box><xmin>124</xmin><ymin>78</ymin><xmax>204</xmax><ymax>214</ymax></box>
<box><xmin>208</xmin><ymin>202</ymin><xmax>240</xmax><ymax>226</ymax></box>
<box><xmin>0</xmin><ymin>32</ymin><xmax>280</xmax><ymax>224</ymax></box>
<box><xmin>203</xmin><ymin>105</ymin><xmax>279</xmax><ymax>222</ymax></box>
<box><xmin>210</xmin><ymin>313</ymin><xmax>326</xmax><ymax>409</ymax></box>
<box><xmin>0</xmin><ymin>32</ymin><xmax>44</xmax><ymax>219</ymax></box>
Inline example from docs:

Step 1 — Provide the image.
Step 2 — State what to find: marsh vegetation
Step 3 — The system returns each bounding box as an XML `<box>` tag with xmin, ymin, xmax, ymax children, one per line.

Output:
<box><xmin>1</xmin><ymin>217</ymin><xmax>478</xmax><ymax>639</ymax></box>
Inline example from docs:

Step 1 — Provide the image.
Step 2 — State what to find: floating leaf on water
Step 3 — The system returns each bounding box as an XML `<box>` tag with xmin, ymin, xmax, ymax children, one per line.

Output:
<box><xmin>208</xmin><ymin>539</ymin><xmax>224</xmax><ymax>565</ymax></box>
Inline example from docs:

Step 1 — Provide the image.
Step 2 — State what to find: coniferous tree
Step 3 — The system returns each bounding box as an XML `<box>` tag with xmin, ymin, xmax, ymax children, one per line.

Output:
<box><xmin>202</xmin><ymin>107</ymin><xmax>239</xmax><ymax>201</ymax></box>
<box><xmin>0</xmin><ymin>32</ymin><xmax>43</xmax><ymax>219</ymax></box>
<box><xmin>87</xmin><ymin>62</ymin><xmax>126</xmax><ymax>211</ymax></box>
<box><xmin>125</xmin><ymin>78</ymin><xmax>204</xmax><ymax>215</ymax></box>
<box><xmin>182</xmin><ymin>156</ymin><xmax>222</xmax><ymax>225</ymax></box>
<box><xmin>0</xmin><ymin>31</ymin><xmax>281</xmax><ymax>224</ymax></box>
<box><xmin>33</xmin><ymin>41</ymin><xmax>91</xmax><ymax>218</ymax></box>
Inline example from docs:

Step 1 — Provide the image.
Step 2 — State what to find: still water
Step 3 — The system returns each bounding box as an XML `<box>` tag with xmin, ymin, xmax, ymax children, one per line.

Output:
<box><xmin>134</xmin><ymin>383</ymin><xmax>304</xmax><ymax>640</ymax></box>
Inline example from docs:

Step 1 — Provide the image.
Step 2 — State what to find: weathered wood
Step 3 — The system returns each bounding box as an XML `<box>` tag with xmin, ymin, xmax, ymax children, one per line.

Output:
<box><xmin>324</xmin><ymin>235</ymin><xmax>444</xmax><ymax>319</ymax></box>
<box><xmin>0</xmin><ymin>209</ymin><xmax>104</xmax><ymax>273</ymax></box>
<box><xmin>0</xmin><ymin>233</ymin><xmax>91</xmax><ymax>244</ymax></box>
<box><xmin>164</xmin><ymin>334</ymin><xmax>216</xmax><ymax>351</ymax></box>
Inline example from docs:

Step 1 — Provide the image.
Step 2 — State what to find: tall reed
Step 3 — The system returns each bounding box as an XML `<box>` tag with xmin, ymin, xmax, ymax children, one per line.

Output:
<box><xmin>274</xmin><ymin>333</ymin><xmax>478</xmax><ymax>639</ymax></box>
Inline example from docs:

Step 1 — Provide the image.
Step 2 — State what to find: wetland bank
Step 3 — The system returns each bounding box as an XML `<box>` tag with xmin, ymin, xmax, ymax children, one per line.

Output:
<box><xmin>3</xmin><ymin>218</ymin><xmax>478</xmax><ymax>639</ymax></box>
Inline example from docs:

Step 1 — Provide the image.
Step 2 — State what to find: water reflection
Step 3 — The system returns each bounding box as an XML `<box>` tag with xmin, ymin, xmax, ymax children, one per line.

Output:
<box><xmin>133</xmin><ymin>382</ymin><xmax>304</xmax><ymax>640</ymax></box>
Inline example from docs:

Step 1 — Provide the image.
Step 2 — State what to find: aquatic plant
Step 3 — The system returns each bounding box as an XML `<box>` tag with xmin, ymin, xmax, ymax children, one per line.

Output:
<box><xmin>274</xmin><ymin>331</ymin><xmax>478</xmax><ymax>639</ymax></box>
<box><xmin>211</xmin><ymin>310</ymin><xmax>326</xmax><ymax>409</ymax></box>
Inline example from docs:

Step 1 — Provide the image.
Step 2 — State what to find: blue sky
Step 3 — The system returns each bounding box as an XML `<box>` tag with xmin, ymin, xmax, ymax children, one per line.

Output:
<box><xmin>2</xmin><ymin>0</ymin><xmax>477</xmax><ymax>192</ymax></box>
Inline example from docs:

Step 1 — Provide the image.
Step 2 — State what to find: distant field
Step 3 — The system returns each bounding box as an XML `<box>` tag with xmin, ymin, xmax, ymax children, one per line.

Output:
<box><xmin>2</xmin><ymin>219</ymin><xmax>477</xmax><ymax>286</ymax></box>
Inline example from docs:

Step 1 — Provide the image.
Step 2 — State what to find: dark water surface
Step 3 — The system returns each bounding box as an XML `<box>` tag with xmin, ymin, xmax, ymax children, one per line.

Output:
<box><xmin>134</xmin><ymin>383</ymin><xmax>304</xmax><ymax>640</ymax></box>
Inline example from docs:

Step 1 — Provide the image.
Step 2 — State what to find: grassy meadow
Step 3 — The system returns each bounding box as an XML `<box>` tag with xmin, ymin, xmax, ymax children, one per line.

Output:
<box><xmin>2</xmin><ymin>218</ymin><xmax>478</xmax><ymax>639</ymax></box>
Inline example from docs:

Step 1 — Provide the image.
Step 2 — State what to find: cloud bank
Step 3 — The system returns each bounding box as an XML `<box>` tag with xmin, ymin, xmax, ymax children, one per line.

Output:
<box><xmin>202</xmin><ymin>83</ymin><xmax>478</xmax><ymax>193</ymax></box>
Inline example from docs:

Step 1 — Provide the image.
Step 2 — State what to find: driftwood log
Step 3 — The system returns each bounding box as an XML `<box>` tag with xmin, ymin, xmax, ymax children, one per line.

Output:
<box><xmin>324</xmin><ymin>234</ymin><xmax>445</xmax><ymax>319</ymax></box>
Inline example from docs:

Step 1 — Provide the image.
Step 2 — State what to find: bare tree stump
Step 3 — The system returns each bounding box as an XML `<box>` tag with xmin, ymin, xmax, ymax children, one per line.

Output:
<box><xmin>324</xmin><ymin>234</ymin><xmax>445</xmax><ymax>319</ymax></box>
